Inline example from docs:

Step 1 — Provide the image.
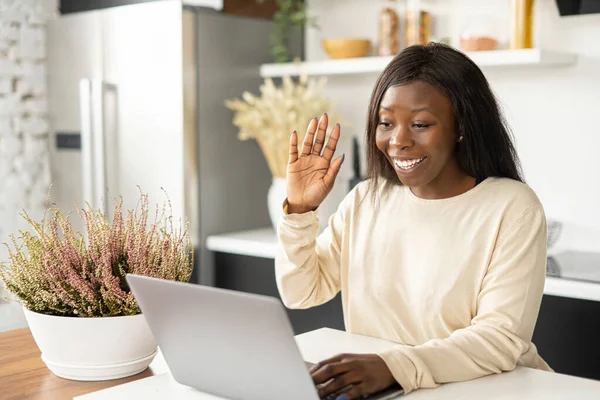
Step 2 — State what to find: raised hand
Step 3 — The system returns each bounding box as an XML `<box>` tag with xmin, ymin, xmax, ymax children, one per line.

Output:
<box><xmin>286</xmin><ymin>113</ymin><xmax>344</xmax><ymax>214</ymax></box>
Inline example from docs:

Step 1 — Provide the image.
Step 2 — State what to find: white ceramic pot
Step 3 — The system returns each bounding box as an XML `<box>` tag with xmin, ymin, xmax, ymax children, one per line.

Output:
<box><xmin>23</xmin><ymin>307</ymin><xmax>158</xmax><ymax>381</ymax></box>
<box><xmin>267</xmin><ymin>176</ymin><xmax>348</xmax><ymax>233</ymax></box>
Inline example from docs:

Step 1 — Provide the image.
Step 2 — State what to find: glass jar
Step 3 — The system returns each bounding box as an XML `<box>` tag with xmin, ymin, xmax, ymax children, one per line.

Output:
<box><xmin>404</xmin><ymin>0</ymin><xmax>430</xmax><ymax>47</ymax></box>
<box><xmin>378</xmin><ymin>0</ymin><xmax>400</xmax><ymax>56</ymax></box>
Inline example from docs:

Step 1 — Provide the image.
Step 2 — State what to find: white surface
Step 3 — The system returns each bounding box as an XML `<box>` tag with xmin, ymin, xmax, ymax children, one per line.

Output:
<box><xmin>23</xmin><ymin>308</ymin><xmax>157</xmax><ymax>381</ymax></box>
<box><xmin>206</xmin><ymin>227</ymin><xmax>278</xmax><ymax>259</ymax></box>
<box><xmin>260</xmin><ymin>49</ymin><xmax>577</xmax><ymax>77</ymax></box>
<box><xmin>267</xmin><ymin>176</ymin><xmax>287</xmax><ymax>231</ymax></box>
<box><xmin>76</xmin><ymin>327</ymin><xmax>600</xmax><ymax>399</ymax></box>
<box><xmin>543</xmin><ymin>277</ymin><xmax>600</xmax><ymax>302</ymax></box>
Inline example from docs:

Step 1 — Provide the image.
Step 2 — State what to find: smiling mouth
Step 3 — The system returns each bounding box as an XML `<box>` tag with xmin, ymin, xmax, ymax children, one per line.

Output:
<box><xmin>392</xmin><ymin>157</ymin><xmax>426</xmax><ymax>172</ymax></box>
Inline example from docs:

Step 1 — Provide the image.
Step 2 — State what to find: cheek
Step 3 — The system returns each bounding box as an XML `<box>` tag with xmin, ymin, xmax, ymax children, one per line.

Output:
<box><xmin>425</xmin><ymin>129</ymin><xmax>456</xmax><ymax>158</ymax></box>
<box><xmin>375</xmin><ymin>131</ymin><xmax>389</xmax><ymax>153</ymax></box>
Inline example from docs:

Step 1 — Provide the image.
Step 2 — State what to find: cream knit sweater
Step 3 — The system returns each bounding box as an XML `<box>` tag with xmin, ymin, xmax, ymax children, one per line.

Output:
<box><xmin>275</xmin><ymin>177</ymin><xmax>552</xmax><ymax>395</ymax></box>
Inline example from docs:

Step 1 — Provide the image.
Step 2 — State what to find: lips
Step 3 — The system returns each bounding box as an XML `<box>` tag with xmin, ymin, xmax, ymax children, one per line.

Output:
<box><xmin>392</xmin><ymin>157</ymin><xmax>426</xmax><ymax>171</ymax></box>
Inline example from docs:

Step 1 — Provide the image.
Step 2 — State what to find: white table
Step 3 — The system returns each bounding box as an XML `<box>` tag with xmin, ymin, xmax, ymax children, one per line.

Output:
<box><xmin>76</xmin><ymin>328</ymin><xmax>600</xmax><ymax>399</ymax></box>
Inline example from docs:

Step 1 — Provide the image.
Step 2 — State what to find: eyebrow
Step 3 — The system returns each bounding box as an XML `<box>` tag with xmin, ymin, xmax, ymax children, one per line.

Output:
<box><xmin>379</xmin><ymin>105</ymin><xmax>432</xmax><ymax>113</ymax></box>
<box><xmin>411</xmin><ymin>107</ymin><xmax>431</xmax><ymax>113</ymax></box>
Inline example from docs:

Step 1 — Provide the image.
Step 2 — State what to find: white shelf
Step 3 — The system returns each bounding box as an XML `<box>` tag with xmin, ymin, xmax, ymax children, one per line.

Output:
<box><xmin>260</xmin><ymin>49</ymin><xmax>578</xmax><ymax>78</ymax></box>
<box><xmin>206</xmin><ymin>228</ymin><xmax>277</xmax><ymax>259</ymax></box>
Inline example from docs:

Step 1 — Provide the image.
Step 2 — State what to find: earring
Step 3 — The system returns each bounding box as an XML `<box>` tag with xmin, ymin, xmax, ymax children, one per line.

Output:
<box><xmin>458</xmin><ymin>136</ymin><xmax>464</xmax><ymax>143</ymax></box>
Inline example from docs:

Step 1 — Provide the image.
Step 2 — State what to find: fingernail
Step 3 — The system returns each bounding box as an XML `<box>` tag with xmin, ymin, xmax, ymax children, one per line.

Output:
<box><xmin>341</xmin><ymin>153</ymin><xmax>345</xmax><ymax>165</ymax></box>
<box><xmin>335</xmin><ymin>395</ymin><xmax>347</xmax><ymax>400</ymax></box>
<box><xmin>323</xmin><ymin>112</ymin><xmax>327</xmax><ymax>117</ymax></box>
<box><xmin>292</xmin><ymin>130</ymin><xmax>297</xmax><ymax>134</ymax></box>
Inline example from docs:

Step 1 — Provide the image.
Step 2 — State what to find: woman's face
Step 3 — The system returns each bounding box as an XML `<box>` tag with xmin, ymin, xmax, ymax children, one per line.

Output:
<box><xmin>375</xmin><ymin>81</ymin><xmax>471</xmax><ymax>198</ymax></box>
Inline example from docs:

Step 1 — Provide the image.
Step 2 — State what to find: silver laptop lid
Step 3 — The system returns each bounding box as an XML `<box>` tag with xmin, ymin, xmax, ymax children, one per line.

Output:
<box><xmin>125</xmin><ymin>274</ymin><xmax>319</xmax><ymax>400</ymax></box>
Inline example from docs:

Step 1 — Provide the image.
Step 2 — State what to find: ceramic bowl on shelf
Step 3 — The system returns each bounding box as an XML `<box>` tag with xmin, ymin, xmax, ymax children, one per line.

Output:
<box><xmin>321</xmin><ymin>38</ymin><xmax>371</xmax><ymax>59</ymax></box>
<box><xmin>459</xmin><ymin>15</ymin><xmax>500</xmax><ymax>52</ymax></box>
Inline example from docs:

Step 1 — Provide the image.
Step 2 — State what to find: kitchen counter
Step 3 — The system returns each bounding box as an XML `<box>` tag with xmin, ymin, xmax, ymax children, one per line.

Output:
<box><xmin>206</xmin><ymin>228</ymin><xmax>600</xmax><ymax>302</ymax></box>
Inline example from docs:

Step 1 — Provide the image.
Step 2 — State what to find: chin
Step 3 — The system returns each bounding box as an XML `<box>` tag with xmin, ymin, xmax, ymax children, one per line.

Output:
<box><xmin>395</xmin><ymin>174</ymin><xmax>425</xmax><ymax>188</ymax></box>
<box><xmin>388</xmin><ymin>160</ymin><xmax>431</xmax><ymax>188</ymax></box>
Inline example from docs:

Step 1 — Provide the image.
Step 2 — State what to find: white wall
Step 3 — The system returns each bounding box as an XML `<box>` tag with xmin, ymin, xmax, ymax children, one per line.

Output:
<box><xmin>306</xmin><ymin>0</ymin><xmax>600</xmax><ymax>252</ymax></box>
<box><xmin>0</xmin><ymin>0</ymin><xmax>58</xmax><ymax>331</ymax></box>
<box><xmin>0</xmin><ymin>0</ymin><xmax>58</xmax><ymax>261</ymax></box>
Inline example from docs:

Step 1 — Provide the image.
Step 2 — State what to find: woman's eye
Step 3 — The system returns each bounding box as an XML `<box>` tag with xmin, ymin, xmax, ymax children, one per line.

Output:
<box><xmin>412</xmin><ymin>123</ymin><xmax>431</xmax><ymax>129</ymax></box>
<box><xmin>378</xmin><ymin>121</ymin><xmax>392</xmax><ymax>128</ymax></box>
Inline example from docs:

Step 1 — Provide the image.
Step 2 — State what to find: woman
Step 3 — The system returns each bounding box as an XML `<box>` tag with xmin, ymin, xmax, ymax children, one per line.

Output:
<box><xmin>275</xmin><ymin>43</ymin><xmax>552</xmax><ymax>399</ymax></box>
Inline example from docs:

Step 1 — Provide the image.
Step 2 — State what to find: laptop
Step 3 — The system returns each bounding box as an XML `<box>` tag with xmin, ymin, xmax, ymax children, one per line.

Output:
<box><xmin>126</xmin><ymin>274</ymin><xmax>404</xmax><ymax>400</ymax></box>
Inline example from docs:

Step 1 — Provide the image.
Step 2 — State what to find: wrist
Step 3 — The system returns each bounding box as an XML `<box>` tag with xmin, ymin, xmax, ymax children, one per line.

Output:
<box><xmin>283</xmin><ymin>198</ymin><xmax>316</xmax><ymax>215</ymax></box>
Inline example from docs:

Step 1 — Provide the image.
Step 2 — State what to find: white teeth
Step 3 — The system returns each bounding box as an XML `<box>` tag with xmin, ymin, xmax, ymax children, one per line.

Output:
<box><xmin>393</xmin><ymin>158</ymin><xmax>424</xmax><ymax>170</ymax></box>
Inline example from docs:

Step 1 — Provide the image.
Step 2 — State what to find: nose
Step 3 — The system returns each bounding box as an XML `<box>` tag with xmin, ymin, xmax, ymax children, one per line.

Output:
<box><xmin>389</xmin><ymin>125</ymin><xmax>414</xmax><ymax>149</ymax></box>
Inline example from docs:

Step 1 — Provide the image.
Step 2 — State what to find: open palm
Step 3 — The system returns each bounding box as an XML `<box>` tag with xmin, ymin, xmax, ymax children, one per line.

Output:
<box><xmin>286</xmin><ymin>114</ymin><xmax>344</xmax><ymax>214</ymax></box>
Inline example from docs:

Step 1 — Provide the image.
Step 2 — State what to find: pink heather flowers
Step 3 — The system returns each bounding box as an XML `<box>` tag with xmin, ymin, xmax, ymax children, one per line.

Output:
<box><xmin>0</xmin><ymin>192</ymin><xmax>193</xmax><ymax>317</ymax></box>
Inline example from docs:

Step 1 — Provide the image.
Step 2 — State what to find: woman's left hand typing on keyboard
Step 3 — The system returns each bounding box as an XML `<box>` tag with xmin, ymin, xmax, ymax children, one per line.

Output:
<box><xmin>310</xmin><ymin>353</ymin><xmax>397</xmax><ymax>399</ymax></box>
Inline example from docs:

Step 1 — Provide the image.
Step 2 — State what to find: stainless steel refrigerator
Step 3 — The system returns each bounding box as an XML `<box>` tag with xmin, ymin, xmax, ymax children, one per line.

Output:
<box><xmin>47</xmin><ymin>0</ymin><xmax>290</xmax><ymax>286</ymax></box>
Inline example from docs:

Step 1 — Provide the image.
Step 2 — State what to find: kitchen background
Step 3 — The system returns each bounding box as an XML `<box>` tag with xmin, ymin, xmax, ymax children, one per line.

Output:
<box><xmin>303</xmin><ymin>0</ymin><xmax>600</xmax><ymax>253</ymax></box>
<box><xmin>1</xmin><ymin>0</ymin><xmax>599</xmax><ymax>382</ymax></box>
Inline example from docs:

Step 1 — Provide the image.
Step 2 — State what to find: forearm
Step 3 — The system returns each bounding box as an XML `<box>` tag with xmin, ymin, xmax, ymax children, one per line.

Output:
<box><xmin>377</xmin><ymin>322</ymin><xmax>531</xmax><ymax>394</ymax></box>
<box><xmin>275</xmin><ymin>210</ymin><xmax>341</xmax><ymax>309</ymax></box>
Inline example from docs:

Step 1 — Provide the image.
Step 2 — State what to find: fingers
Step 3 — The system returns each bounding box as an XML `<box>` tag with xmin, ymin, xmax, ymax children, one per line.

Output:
<box><xmin>288</xmin><ymin>130</ymin><xmax>298</xmax><ymax>164</ymax></box>
<box><xmin>317</xmin><ymin>371</ymin><xmax>362</xmax><ymax>399</ymax></box>
<box><xmin>337</xmin><ymin>383</ymin><xmax>368</xmax><ymax>400</ymax></box>
<box><xmin>323</xmin><ymin>154</ymin><xmax>344</xmax><ymax>189</ymax></box>
<box><xmin>311</xmin><ymin>359</ymin><xmax>353</xmax><ymax>386</ymax></box>
<box><xmin>310</xmin><ymin>353</ymin><xmax>347</xmax><ymax>373</ymax></box>
<box><xmin>301</xmin><ymin>117</ymin><xmax>319</xmax><ymax>157</ymax></box>
<box><xmin>311</xmin><ymin>113</ymin><xmax>328</xmax><ymax>155</ymax></box>
<box><xmin>322</xmin><ymin>122</ymin><xmax>341</xmax><ymax>161</ymax></box>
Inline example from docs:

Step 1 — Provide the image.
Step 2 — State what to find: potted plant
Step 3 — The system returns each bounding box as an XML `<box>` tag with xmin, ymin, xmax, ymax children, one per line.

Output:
<box><xmin>0</xmin><ymin>191</ymin><xmax>193</xmax><ymax>381</ymax></box>
<box><xmin>225</xmin><ymin>75</ymin><xmax>348</xmax><ymax>232</ymax></box>
<box><xmin>256</xmin><ymin>0</ymin><xmax>319</xmax><ymax>63</ymax></box>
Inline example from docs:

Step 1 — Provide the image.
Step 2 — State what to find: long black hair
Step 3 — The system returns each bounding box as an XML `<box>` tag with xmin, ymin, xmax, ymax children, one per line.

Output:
<box><xmin>366</xmin><ymin>42</ymin><xmax>524</xmax><ymax>194</ymax></box>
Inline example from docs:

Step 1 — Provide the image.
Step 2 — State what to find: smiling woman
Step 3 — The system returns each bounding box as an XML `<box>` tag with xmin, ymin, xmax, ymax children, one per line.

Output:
<box><xmin>366</xmin><ymin>43</ymin><xmax>523</xmax><ymax>200</ymax></box>
<box><xmin>275</xmin><ymin>42</ymin><xmax>551</xmax><ymax>399</ymax></box>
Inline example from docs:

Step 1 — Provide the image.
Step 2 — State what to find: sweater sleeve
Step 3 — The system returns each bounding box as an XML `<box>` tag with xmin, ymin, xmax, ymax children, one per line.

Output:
<box><xmin>274</xmin><ymin>190</ymin><xmax>352</xmax><ymax>309</ymax></box>
<box><xmin>377</xmin><ymin>203</ymin><xmax>548</xmax><ymax>395</ymax></box>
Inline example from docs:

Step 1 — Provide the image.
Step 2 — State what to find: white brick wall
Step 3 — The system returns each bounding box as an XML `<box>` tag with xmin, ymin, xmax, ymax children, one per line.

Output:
<box><xmin>0</xmin><ymin>0</ymin><xmax>58</xmax><ymax>263</ymax></box>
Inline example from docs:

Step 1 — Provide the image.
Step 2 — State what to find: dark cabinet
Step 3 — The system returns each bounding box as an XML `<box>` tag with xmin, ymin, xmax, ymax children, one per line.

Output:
<box><xmin>214</xmin><ymin>252</ymin><xmax>344</xmax><ymax>335</ymax></box>
<box><xmin>60</xmin><ymin>0</ymin><xmax>160</xmax><ymax>13</ymax></box>
<box><xmin>532</xmin><ymin>294</ymin><xmax>600</xmax><ymax>380</ymax></box>
<box><xmin>60</xmin><ymin>0</ymin><xmax>279</xmax><ymax>18</ymax></box>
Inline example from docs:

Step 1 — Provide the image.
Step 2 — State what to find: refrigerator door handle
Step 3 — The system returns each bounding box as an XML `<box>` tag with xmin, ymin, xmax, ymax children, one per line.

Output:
<box><xmin>91</xmin><ymin>80</ymin><xmax>107</xmax><ymax>215</ymax></box>
<box><xmin>79</xmin><ymin>79</ymin><xmax>95</xmax><ymax>210</ymax></box>
<box><xmin>80</xmin><ymin>79</ymin><xmax>116</xmax><ymax>214</ymax></box>
<box><xmin>99</xmin><ymin>81</ymin><xmax>118</xmax><ymax>218</ymax></box>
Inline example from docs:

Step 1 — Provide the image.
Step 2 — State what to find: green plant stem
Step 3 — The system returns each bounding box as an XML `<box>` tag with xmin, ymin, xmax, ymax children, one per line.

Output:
<box><xmin>257</xmin><ymin>0</ymin><xmax>319</xmax><ymax>63</ymax></box>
